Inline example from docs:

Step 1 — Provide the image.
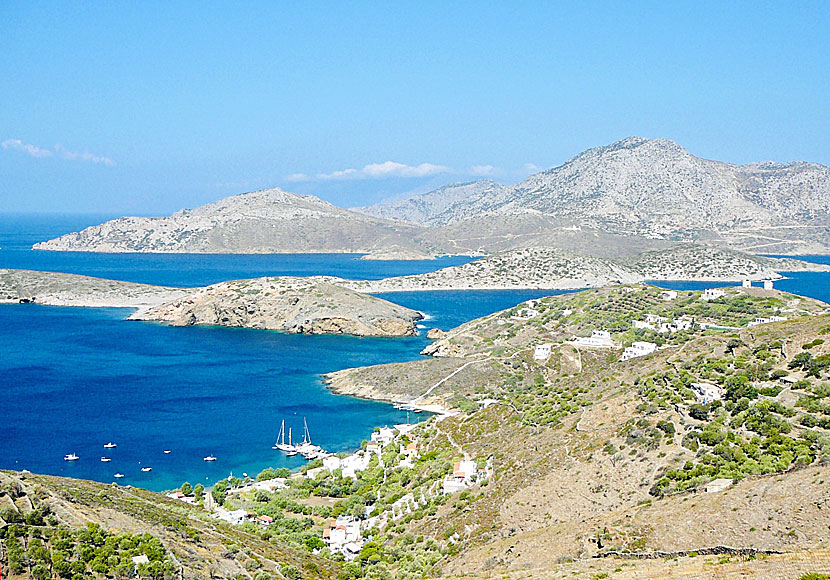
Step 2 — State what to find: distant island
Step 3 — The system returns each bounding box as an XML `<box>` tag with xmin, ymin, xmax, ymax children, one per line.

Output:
<box><xmin>34</xmin><ymin>137</ymin><xmax>830</xmax><ymax>257</ymax></box>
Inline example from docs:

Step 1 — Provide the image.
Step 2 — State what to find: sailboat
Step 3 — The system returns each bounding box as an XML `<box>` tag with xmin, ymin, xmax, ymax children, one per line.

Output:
<box><xmin>295</xmin><ymin>417</ymin><xmax>323</xmax><ymax>459</ymax></box>
<box><xmin>272</xmin><ymin>420</ymin><xmax>297</xmax><ymax>452</ymax></box>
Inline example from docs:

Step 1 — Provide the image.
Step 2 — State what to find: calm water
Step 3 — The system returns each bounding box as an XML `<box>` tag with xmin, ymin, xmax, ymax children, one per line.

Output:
<box><xmin>0</xmin><ymin>214</ymin><xmax>557</xmax><ymax>490</ymax></box>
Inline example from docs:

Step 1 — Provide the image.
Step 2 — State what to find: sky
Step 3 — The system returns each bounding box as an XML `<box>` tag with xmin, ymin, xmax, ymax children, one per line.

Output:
<box><xmin>1</xmin><ymin>1</ymin><xmax>828</xmax><ymax>215</ymax></box>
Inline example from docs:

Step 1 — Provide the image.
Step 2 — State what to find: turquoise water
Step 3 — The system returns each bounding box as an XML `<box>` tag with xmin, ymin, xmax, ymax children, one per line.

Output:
<box><xmin>0</xmin><ymin>215</ymin><xmax>557</xmax><ymax>490</ymax></box>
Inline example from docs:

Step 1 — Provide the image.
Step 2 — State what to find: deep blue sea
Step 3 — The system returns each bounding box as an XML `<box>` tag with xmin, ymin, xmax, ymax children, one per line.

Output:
<box><xmin>0</xmin><ymin>215</ymin><xmax>559</xmax><ymax>490</ymax></box>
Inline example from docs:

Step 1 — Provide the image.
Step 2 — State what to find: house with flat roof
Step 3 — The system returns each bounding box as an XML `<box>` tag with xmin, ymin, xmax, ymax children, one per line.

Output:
<box><xmin>621</xmin><ymin>341</ymin><xmax>657</xmax><ymax>361</ymax></box>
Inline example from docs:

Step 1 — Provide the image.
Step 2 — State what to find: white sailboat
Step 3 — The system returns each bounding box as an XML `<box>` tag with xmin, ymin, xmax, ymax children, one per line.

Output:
<box><xmin>63</xmin><ymin>453</ymin><xmax>79</xmax><ymax>461</ymax></box>
<box><xmin>296</xmin><ymin>417</ymin><xmax>323</xmax><ymax>459</ymax></box>
<box><xmin>272</xmin><ymin>420</ymin><xmax>296</xmax><ymax>452</ymax></box>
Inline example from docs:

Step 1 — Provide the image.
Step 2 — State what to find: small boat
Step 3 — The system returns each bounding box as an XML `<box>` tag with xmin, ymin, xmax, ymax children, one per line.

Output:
<box><xmin>113</xmin><ymin>473</ymin><xmax>125</xmax><ymax>479</ymax></box>
<box><xmin>101</xmin><ymin>457</ymin><xmax>111</xmax><ymax>462</ymax></box>
<box><xmin>286</xmin><ymin>450</ymin><xmax>298</xmax><ymax>457</ymax></box>
<box><xmin>203</xmin><ymin>455</ymin><xmax>217</xmax><ymax>462</ymax></box>
<box><xmin>64</xmin><ymin>453</ymin><xmax>79</xmax><ymax>461</ymax></box>
<box><xmin>163</xmin><ymin>449</ymin><xmax>171</xmax><ymax>454</ymax></box>
<box><xmin>104</xmin><ymin>442</ymin><xmax>117</xmax><ymax>449</ymax></box>
<box><xmin>141</xmin><ymin>467</ymin><xmax>152</xmax><ymax>472</ymax></box>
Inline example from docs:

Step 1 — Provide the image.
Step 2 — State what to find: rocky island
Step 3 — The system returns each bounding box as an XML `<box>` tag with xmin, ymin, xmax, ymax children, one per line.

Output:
<box><xmin>130</xmin><ymin>276</ymin><xmax>423</xmax><ymax>337</ymax></box>
<box><xmin>0</xmin><ymin>270</ymin><xmax>422</xmax><ymax>337</ymax></box>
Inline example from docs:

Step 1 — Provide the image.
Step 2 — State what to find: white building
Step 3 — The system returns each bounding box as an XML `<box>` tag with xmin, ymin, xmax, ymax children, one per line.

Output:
<box><xmin>533</xmin><ymin>344</ymin><xmax>553</xmax><ymax>361</ymax></box>
<box><xmin>323</xmin><ymin>455</ymin><xmax>342</xmax><ymax>472</ymax></box>
<box><xmin>691</xmin><ymin>382</ymin><xmax>723</xmax><ymax>404</ymax></box>
<box><xmin>705</xmin><ymin>478</ymin><xmax>734</xmax><ymax>493</ymax></box>
<box><xmin>323</xmin><ymin>516</ymin><xmax>364</xmax><ymax>559</ymax></box>
<box><xmin>569</xmin><ymin>330</ymin><xmax>615</xmax><ymax>349</ymax></box>
<box><xmin>657</xmin><ymin>317</ymin><xmax>694</xmax><ymax>334</ymax></box>
<box><xmin>659</xmin><ymin>290</ymin><xmax>678</xmax><ymax>301</ymax></box>
<box><xmin>442</xmin><ymin>460</ymin><xmax>479</xmax><ymax>494</ymax></box>
<box><xmin>221</xmin><ymin>509</ymin><xmax>249</xmax><ymax>526</ymax></box>
<box><xmin>748</xmin><ymin>316</ymin><xmax>788</xmax><ymax>327</ymax></box>
<box><xmin>742</xmin><ymin>280</ymin><xmax>752</xmax><ymax>288</ymax></box>
<box><xmin>621</xmin><ymin>341</ymin><xmax>657</xmax><ymax>361</ymax></box>
<box><xmin>633</xmin><ymin>320</ymin><xmax>656</xmax><ymax>330</ymax></box>
<box><xmin>512</xmin><ymin>307</ymin><xmax>539</xmax><ymax>320</ymax></box>
<box><xmin>702</xmin><ymin>288</ymin><xmax>726</xmax><ymax>301</ymax></box>
<box><xmin>371</xmin><ymin>426</ymin><xmax>396</xmax><ymax>446</ymax></box>
<box><xmin>341</xmin><ymin>452</ymin><xmax>371</xmax><ymax>479</ymax></box>
<box><xmin>645</xmin><ymin>314</ymin><xmax>669</xmax><ymax>324</ymax></box>
<box><xmin>763</xmin><ymin>280</ymin><xmax>774</xmax><ymax>290</ymax></box>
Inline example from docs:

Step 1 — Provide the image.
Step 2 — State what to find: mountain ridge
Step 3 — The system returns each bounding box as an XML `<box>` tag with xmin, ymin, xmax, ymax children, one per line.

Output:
<box><xmin>34</xmin><ymin>137</ymin><xmax>830</xmax><ymax>256</ymax></box>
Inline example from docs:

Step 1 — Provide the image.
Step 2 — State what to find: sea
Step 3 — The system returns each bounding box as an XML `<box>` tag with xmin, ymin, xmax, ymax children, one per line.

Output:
<box><xmin>0</xmin><ymin>215</ymin><xmax>559</xmax><ymax>491</ymax></box>
<box><xmin>2</xmin><ymin>215</ymin><xmax>829</xmax><ymax>491</ymax></box>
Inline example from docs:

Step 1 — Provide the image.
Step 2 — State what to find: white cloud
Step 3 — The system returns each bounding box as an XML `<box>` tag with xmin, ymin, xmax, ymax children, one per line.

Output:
<box><xmin>284</xmin><ymin>172</ymin><xmax>311</xmax><ymax>182</ymax></box>
<box><xmin>2</xmin><ymin>138</ymin><xmax>53</xmax><ymax>158</ymax></box>
<box><xmin>469</xmin><ymin>164</ymin><xmax>497</xmax><ymax>176</ymax></box>
<box><xmin>54</xmin><ymin>144</ymin><xmax>115</xmax><ymax>166</ymax></box>
<box><xmin>315</xmin><ymin>161</ymin><xmax>452</xmax><ymax>180</ymax></box>
<box><xmin>2</xmin><ymin>138</ymin><xmax>115</xmax><ymax>166</ymax></box>
<box><xmin>523</xmin><ymin>162</ymin><xmax>542</xmax><ymax>174</ymax></box>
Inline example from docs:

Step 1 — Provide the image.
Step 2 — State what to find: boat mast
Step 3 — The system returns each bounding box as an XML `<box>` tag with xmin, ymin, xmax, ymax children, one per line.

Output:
<box><xmin>303</xmin><ymin>417</ymin><xmax>311</xmax><ymax>444</ymax></box>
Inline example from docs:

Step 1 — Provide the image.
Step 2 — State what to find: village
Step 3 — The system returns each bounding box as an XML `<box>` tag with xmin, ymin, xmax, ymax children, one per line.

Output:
<box><xmin>166</xmin><ymin>419</ymin><xmax>494</xmax><ymax>561</ymax></box>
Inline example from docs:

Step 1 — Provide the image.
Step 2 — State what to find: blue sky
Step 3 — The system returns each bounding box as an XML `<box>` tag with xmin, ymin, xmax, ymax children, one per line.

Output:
<box><xmin>1</xmin><ymin>1</ymin><xmax>828</xmax><ymax>214</ymax></box>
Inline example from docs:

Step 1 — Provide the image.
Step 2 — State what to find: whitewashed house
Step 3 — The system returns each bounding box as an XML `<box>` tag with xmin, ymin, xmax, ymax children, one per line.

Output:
<box><xmin>442</xmin><ymin>460</ymin><xmax>478</xmax><ymax>494</ymax></box>
<box><xmin>533</xmin><ymin>343</ymin><xmax>553</xmax><ymax>361</ymax></box>
<box><xmin>702</xmin><ymin>288</ymin><xmax>726</xmax><ymax>301</ymax></box>
<box><xmin>742</xmin><ymin>280</ymin><xmax>752</xmax><ymax>288</ymax></box>
<box><xmin>569</xmin><ymin>330</ymin><xmax>615</xmax><ymax>348</ymax></box>
<box><xmin>691</xmin><ymin>382</ymin><xmax>723</xmax><ymax>404</ymax></box>
<box><xmin>341</xmin><ymin>452</ymin><xmax>371</xmax><ymax>479</ymax></box>
<box><xmin>323</xmin><ymin>517</ymin><xmax>363</xmax><ymax>559</ymax></box>
<box><xmin>512</xmin><ymin>307</ymin><xmax>539</xmax><ymax>320</ymax></box>
<box><xmin>659</xmin><ymin>290</ymin><xmax>678</xmax><ymax>301</ymax></box>
<box><xmin>763</xmin><ymin>280</ymin><xmax>774</xmax><ymax>290</ymax></box>
<box><xmin>323</xmin><ymin>455</ymin><xmax>342</xmax><ymax>472</ymax></box>
<box><xmin>633</xmin><ymin>320</ymin><xmax>656</xmax><ymax>330</ymax></box>
<box><xmin>371</xmin><ymin>426</ymin><xmax>396</xmax><ymax>446</ymax></box>
<box><xmin>748</xmin><ymin>316</ymin><xmax>788</xmax><ymax>327</ymax></box>
<box><xmin>621</xmin><ymin>341</ymin><xmax>657</xmax><ymax>361</ymax></box>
